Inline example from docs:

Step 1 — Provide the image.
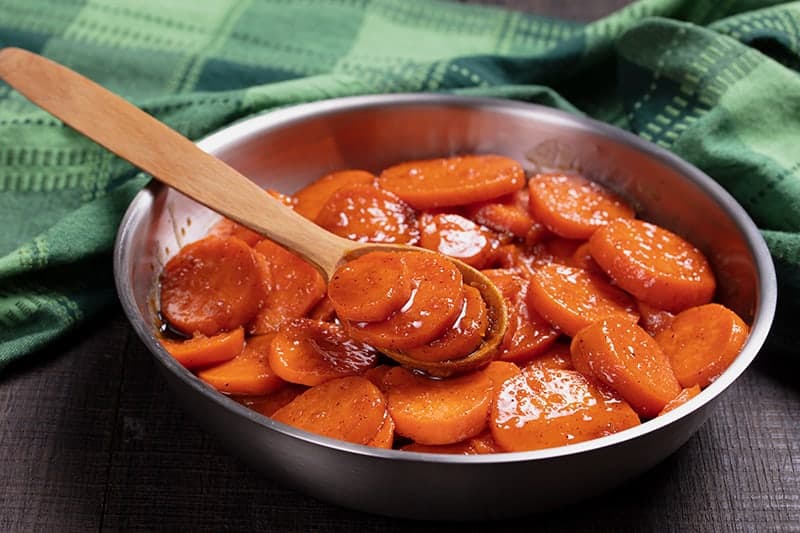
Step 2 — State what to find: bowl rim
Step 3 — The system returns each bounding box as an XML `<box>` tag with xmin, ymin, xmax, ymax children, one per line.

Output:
<box><xmin>114</xmin><ymin>93</ymin><xmax>777</xmax><ymax>464</ymax></box>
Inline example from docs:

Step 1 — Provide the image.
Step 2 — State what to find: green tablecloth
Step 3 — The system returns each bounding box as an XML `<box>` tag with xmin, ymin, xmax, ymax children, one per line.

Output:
<box><xmin>1</xmin><ymin>0</ymin><xmax>797</xmax><ymax>371</ymax></box>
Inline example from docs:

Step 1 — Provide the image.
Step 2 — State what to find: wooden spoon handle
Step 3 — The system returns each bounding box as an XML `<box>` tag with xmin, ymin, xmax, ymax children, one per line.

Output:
<box><xmin>0</xmin><ymin>46</ymin><xmax>355</xmax><ymax>277</ymax></box>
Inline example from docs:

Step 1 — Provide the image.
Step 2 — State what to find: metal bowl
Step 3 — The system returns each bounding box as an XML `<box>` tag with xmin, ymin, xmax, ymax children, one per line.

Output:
<box><xmin>114</xmin><ymin>94</ymin><xmax>776</xmax><ymax>520</ymax></box>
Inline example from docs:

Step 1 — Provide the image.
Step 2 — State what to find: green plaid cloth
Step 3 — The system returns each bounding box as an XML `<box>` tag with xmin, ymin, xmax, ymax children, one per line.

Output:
<box><xmin>0</xmin><ymin>0</ymin><xmax>797</xmax><ymax>372</ymax></box>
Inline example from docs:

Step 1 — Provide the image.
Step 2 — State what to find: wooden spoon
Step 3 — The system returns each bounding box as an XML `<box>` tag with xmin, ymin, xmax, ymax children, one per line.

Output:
<box><xmin>0</xmin><ymin>46</ymin><xmax>507</xmax><ymax>377</ymax></box>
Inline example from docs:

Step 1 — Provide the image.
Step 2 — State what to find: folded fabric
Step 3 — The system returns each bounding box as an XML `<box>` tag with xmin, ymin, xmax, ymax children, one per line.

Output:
<box><xmin>1</xmin><ymin>0</ymin><xmax>797</xmax><ymax>373</ymax></box>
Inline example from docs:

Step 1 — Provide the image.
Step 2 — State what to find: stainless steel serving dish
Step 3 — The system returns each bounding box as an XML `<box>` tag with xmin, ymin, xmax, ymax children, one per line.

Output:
<box><xmin>114</xmin><ymin>94</ymin><xmax>776</xmax><ymax>520</ymax></box>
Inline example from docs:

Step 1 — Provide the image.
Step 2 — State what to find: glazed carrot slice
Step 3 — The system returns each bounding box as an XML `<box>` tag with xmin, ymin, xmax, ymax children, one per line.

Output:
<box><xmin>367</xmin><ymin>414</ymin><xmax>395</xmax><ymax>449</ymax></box>
<box><xmin>464</xmin><ymin>189</ymin><xmax>545</xmax><ymax>243</ymax></box>
<box><xmin>571</xmin><ymin>317</ymin><xmax>681</xmax><ymax>418</ymax></box>
<box><xmin>378</xmin><ymin>154</ymin><xmax>525</xmax><ymax>209</ymax></box>
<box><xmin>250</xmin><ymin>238</ymin><xmax>326</xmax><ymax>334</ymax></box>
<box><xmin>294</xmin><ymin>169</ymin><xmax>375</xmax><ymax>220</ymax></box>
<box><xmin>589</xmin><ymin>218</ymin><xmax>717</xmax><ymax>312</ymax></box>
<box><xmin>209</xmin><ymin>216</ymin><xmax>264</xmax><ymax>247</ymax></box>
<box><xmin>527</xmin><ymin>173</ymin><xmax>634</xmax><ymax>239</ymax></box>
<box><xmin>315</xmin><ymin>184</ymin><xmax>419</xmax><ymax>244</ymax></box>
<box><xmin>658</xmin><ymin>385</ymin><xmax>701</xmax><ymax>416</ymax></box>
<box><xmin>197</xmin><ymin>334</ymin><xmax>285</xmax><ymax>396</ymax></box>
<box><xmin>491</xmin><ymin>367</ymin><xmax>640</xmax><ymax>452</ymax></box>
<box><xmin>268</xmin><ymin>319</ymin><xmax>378</xmax><ymax>386</ymax></box>
<box><xmin>483</xmin><ymin>269</ymin><xmax>559</xmax><ymax>363</ymax></box>
<box><xmin>418</xmin><ymin>213</ymin><xmax>496</xmax><ymax>269</ymax></box>
<box><xmin>401</xmin><ymin>285</ymin><xmax>488</xmax><ymax>362</ymax></box>
<box><xmin>384</xmin><ymin>366</ymin><xmax>492</xmax><ymax>445</ymax></box>
<box><xmin>236</xmin><ymin>384</ymin><xmax>307</xmax><ymax>417</ymax></box>
<box><xmin>343</xmin><ymin>252</ymin><xmax>464</xmax><ymax>351</ymax></box>
<box><xmin>272</xmin><ymin>376</ymin><xmax>388</xmax><ymax>445</ymax></box>
<box><xmin>637</xmin><ymin>301</ymin><xmax>675</xmax><ymax>337</ymax></box>
<box><xmin>527</xmin><ymin>263</ymin><xmax>639</xmax><ymax>337</ymax></box>
<box><xmin>523</xmin><ymin>341</ymin><xmax>574</xmax><ymax>371</ymax></box>
<box><xmin>402</xmin><ymin>431</ymin><xmax>502</xmax><ymax>455</ymax></box>
<box><xmin>328</xmin><ymin>251</ymin><xmax>412</xmax><ymax>322</ymax></box>
<box><xmin>160</xmin><ymin>327</ymin><xmax>245</xmax><ymax>370</ymax></box>
<box><xmin>655</xmin><ymin>303</ymin><xmax>749</xmax><ymax>388</ymax></box>
<box><xmin>160</xmin><ymin>236</ymin><xmax>266</xmax><ymax>336</ymax></box>
<box><xmin>482</xmin><ymin>360</ymin><xmax>521</xmax><ymax>389</ymax></box>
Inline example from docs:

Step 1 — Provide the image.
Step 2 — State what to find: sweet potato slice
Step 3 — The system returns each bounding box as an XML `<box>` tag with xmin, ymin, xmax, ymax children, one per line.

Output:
<box><xmin>328</xmin><ymin>251</ymin><xmax>412</xmax><ymax>323</ymax></box>
<box><xmin>655</xmin><ymin>303</ymin><xmax>749</xmax><ymax>388</ymax></box>
<box><xmin>272</xmin><ymin>376</ymin><xmax>388</xmax><ymax>445</ymax></box>
<box><xmin>378</xmin><ymin>154</ymin><xmax>525</xmax><ymax>209</ymax></box>
<box><xmin>160</xmin><ymin>236</ymin><xmax>266</xmax><ymax>336</ymax></box>
<box><xmin>384</xmin><ymin>366</ymin><xmax>492</xmax><ymax>445</ymax></box>
<box><xmin>637</xmin><ymin>301</ymin><xmax>675</xmax><ymax>337</ymax></box>
<box><xmin>402</xmin><ymin>431</ymin><xmax>502</xmax><ymax>455</ymax></box>
<box><xmin>571</xmin><ymin>317</ymin><xmax>681</xmax><ymax>418</ymax></box>
<box><xmin>315</xmin><ymin>184</ymin><xmax>419</xmax><ymax>244</ymax></box>
<box><xmin>659</xmin><ymin>385</ymin><xmax>702</xmax><ymax>416</ymax></box>
<box><xmin>197</xmin><ymin>334</ymin><xmax>285</xmax><ymax>396</ymax></box>
<box><xmin>464</xmin><ymin>189</ymin><xmax>545</xmax><ymax>243</ymax></box>
<box><xmin>527</xmin><ymin>263</ymin><xmax>639</xmax><ymax>337</ymax></box>
<box><xmin>294</xmin><ymin>169</ymin><xmax>376</xmax><ymax>220</ymax></box>
<box><xmin>269</xmin><ymin>319</ymin><xmax>378</xmax><ymax>386</ymax></box>
<box><xmin>236</xmin><ymin>384</ymin><xmax>307</xmax><ymax>417</ymax></box>
<box><xmin>527</xmin><ymin>173</ymin><xmax>634</xmax><ymax>239</ymax></box>
<box><xmin>160</xmin><ymin>327</ymin><xmax>245</xmax><ymax>370</ymax></box>
<box><xmin>524</xmin><ymin>341</ymin><xmax>574</xmax><ymax>371</ymax></box>
<box><xmin>491</xmin><ymin>367</ymin><xmax>640</xmax><ymax>452</ymax></box>
<box><xmin>589</xmin><ymin>218</ymin><xmax>716</xmax><ymax>312</ymax></box>
<box><xmin>419</xmin><ymin>213</ymin><xmax>496</xmax><ymax>269</ymax></box>
<box><xmin>250</xmin><ymin>238</ymin><xmax>326</xmax><ymax>334</ymax></box>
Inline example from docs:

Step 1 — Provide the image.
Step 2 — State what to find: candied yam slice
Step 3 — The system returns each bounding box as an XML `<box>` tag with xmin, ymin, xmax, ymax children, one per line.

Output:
<box><xmin>343</xmin><ymin>252</ymin><xmax>464</xmax><ymax>351</ymax></box>
<box><xmin>637</xmin><ymin>300</ymin><xmax>675</xmax><ymax>337</ymax></box>
<box><xmin>250</xmin><ymin>238</ymin><xmax>326</xmax><ymax>334</ymax></box>
<box><xmin>571</xmin><ymin>317</ymin><xmax>681</xmax><ymax>418</ymax></box>
<box><xmin>367</xmin><ymin>414</ymin><xmax>395</xmax><ymax>449</ymax></box>
<box><xmin>655</xmin><ymin>303</ymin><xmax>749</xmax><ymax>388</ymax></box>
<box><xmin>527</xmin><ymin>173</ymin><xmax>634</xmax><ymax>239</ymax></box>
<box><xmin>400</xmin><ymin>285</ymin><xmax>488</xmax><ymax>363</ymax></box>
<box><xmin>269</xmin><ymin>319</ymin><xmax>378</xmax><ymax>386</ymax></box>
<box><xmin>315</xmin><ymin>184</ymin><xmax>419</xmax><ymax>244</ymax></box>
<box><xmin>272</xmin><ymin>376</ymin><xmax>388</xmax><ymax>445</ymax></box>
<box><xmin>464</xmin><ymin>189</ymin><xmax>543</xmax><ymax>241</ymax></box>
<box><xmin>402</xmin><ymin>431</ymin><xmax>502</xmax><ymax>455</ymax></box>
<box><xmin>482</xmin><ymin>360</ymin><xmax>522</xmax><ymax>389</ymax></box>
<box><xmin>419</xmin><ymin>213</ymin><xmax>496</xmax><ymax>269</ymax></box>
<box><xmin>159</xmin><ymin>236</ymin><xmax>266</xmax><ymax>336</ymax></box>
<box><xmin>483</xmin><ymin>269</ymin><xmax>559</xmax><ymax>363</ymax></box>
<box><xmin>659</xmin><ymin>385</ymin><xmax>702</xmax><ymax>416</ymax></box>
<box><xmin>589</xmin><ymin>218</ymin><xmax>717</xmax><ymax>312</ymax></box>
<box><xmin>527</xmin><ymin>263</ymin><xmax>639</xmax><ymax>337</ymax></box>
<box><xmin>294</xmin><ymin>169</ymin><xmax>376</xmax><ymax>220</ymax></box>
<box><xmin>197</xmin><ymin>334</ymin><xmax>286</xmax><ymax>396</ymax></box>
<box><xmin>208</xmin><ymin>217</ymin><xmax>264</xmax><ymax>247</ymax></box>
<box><xmin>384</xmin><ymin>366</ymin><xmax>492</xmax><ymax>445</ymax></box>
<box><xmin>160</xmin><ymin>327</ymin><xmax>245</xmax><ymax>370</ymax></box>
<box><xmin>328</xmin><ymin>251</ymin><xmax>412</xmax><ymax>323</ymax></box>
<box><xmin>236</xmin><ymin>384</ymin><xmax>307</xmax><ymax>417</ymax></box>
<box><xmin>491</xmin><ymin>368</ymin><xmax>640</xmax><ymax>452</ymax></box>
<box><xmin>524</xmin><ymin>341</ymin><xmax>574</xmax><ymax>372</ymax></box>
<box><xmin>378</xmin><ymin>154</ymin><xmax>525</xmax><ymax>209</ymax></box>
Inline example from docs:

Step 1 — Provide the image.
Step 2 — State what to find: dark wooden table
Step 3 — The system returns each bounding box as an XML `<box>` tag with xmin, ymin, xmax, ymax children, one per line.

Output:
<box><xmin>2</xmin><ymin>2</ymin><xmax>799</xmax><ymax>532</ymax></box>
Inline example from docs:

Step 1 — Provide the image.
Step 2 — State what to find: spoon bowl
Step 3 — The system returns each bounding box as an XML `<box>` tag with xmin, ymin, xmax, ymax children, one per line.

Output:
<box><xmin>0</xmin><ymin>46</ymin><xmax>507</xmax><ymax>374</ymax></box>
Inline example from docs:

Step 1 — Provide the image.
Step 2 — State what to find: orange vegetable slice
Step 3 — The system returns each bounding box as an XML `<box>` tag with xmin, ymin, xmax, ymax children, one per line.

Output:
<box><xmin>400</xmin><ymin>285</ymin><xmax>488</xmax><ymax>362</ymax></box>
<box><xmin>250</xmin><ymin>238</ymin><xmax>326</xmax><ymax>334</ymax></box>
<box><xmin>636</xmin><ymin>300</ymin><xmax>675</xmax><ymax>337</ymax></box>
<box><xmin>160</xmin><ymin>327</ymin><xmax>245</xmax><ymax>370</ymax></box>
<box><xmin>523</xmin><ymin>341</ymin><xmax>574</xmax><ymax>371</ymax></box>
<box><xmin>527</xmin><ymin>263</ymin><xmax>639</xmax><ymax>337</ymax></box>
<box><xmin>367</xmin><ymin>414</ymin><xmax>395</xmax><ymax>449</ymax></box>
<box><xmin>464</xmin><ymin>189</ymin><xmax>544</xmax><ymax>242</ymax></box>
<box><xmin>269</xmin><ymin>319</ymin><xmax>378</xmax><ymax>386</ymax></box>
<box><xmin>384</xmin><ymin>366</ymin><xmax>492</xmax><ymax>445</ymax></box>
<box><xmin>294</xmin><ymin>169</ymin><xmax>376</xmax><ymax>220</ymax></box>
<box><xmin>659</xmin><ymin>385</ymin><xmax>702</xmax><ymax>416</ymax></box>
<box><xmin>491</xmin><ymin>367</ymin><xmax>640</xmax><ymax>452</ymax></box>
<box><xmin>328</xmin><ymin>251</ymin><xmax>412</xmax><ymax>323</ymax></box>
<box><xmin>236</xmin><ymin>384</ymin><xmax>307</xmax><ymax>417</ymax></box>
<box><xmin>571</xmin><ymin>317</ymin><xmax>681</xmax><ymax>418</ymax></box>
<box><xmin>655</xmin><ymin>303</ymin><xmax>749</xmax><ymax>388</ymax></box>
<box><xmin>315</xmin><ymin>184</ymin><xmax>419</xmax><ymax>244</ymax></box>
<box><xmin>589</xmin><ymin>218</ymin><xmax>717</xmax><ymax>312</ymax></box>
<box><xmin>208</xmin><ymin>217</ymin><xmax>264</xmax><ymax>247</ymax></box>
<box><xmin>482</xmin><ymin>360</ymin><xmax>521</xmax><ymax>389</ymax></box>
<box><xmin>402</xmin><ymin>431</ymin><xmax>502</xmax><ymax>455</ymax></box>
<box><xmin>527</xmin><ymin>173</ymin><xmax>634</xmax><ymax>239</ymax></box>
<box><xmin>197</xmin><ymin>333</ymin><xmax>285</xmax><ymax>395</ymax></box>
<box><xmin>378</xmin><ymin>154</ymin><xmax>525</xmax><ymax>209</ymax></box>
<box><xmin>272</xmin><ymin>376</ymin><xmax>389</xmax><ymax>445</ymax></box>
<box><xmin>159</xmin><ymin>236</ymin><xmax>266</xmax><ymax>336</ymax></box>
<box><xmin>418</xmin><ymin>213</ymin><xmax>496</xmax><ymax>269</ymax></box>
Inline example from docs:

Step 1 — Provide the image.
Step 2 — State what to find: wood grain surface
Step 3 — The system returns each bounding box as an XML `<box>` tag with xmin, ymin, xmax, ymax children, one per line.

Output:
<box><xmin>2</xmin><ymin>1</ymin><xmax>799</xmax><ymax>532</ymax></box>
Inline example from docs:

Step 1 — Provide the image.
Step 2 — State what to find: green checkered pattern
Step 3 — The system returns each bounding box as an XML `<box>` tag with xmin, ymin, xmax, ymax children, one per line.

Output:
<box><xmin>1</xmin><ymin>0</ymin><xmax>798</xmax><ymax>371</ymax></box>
